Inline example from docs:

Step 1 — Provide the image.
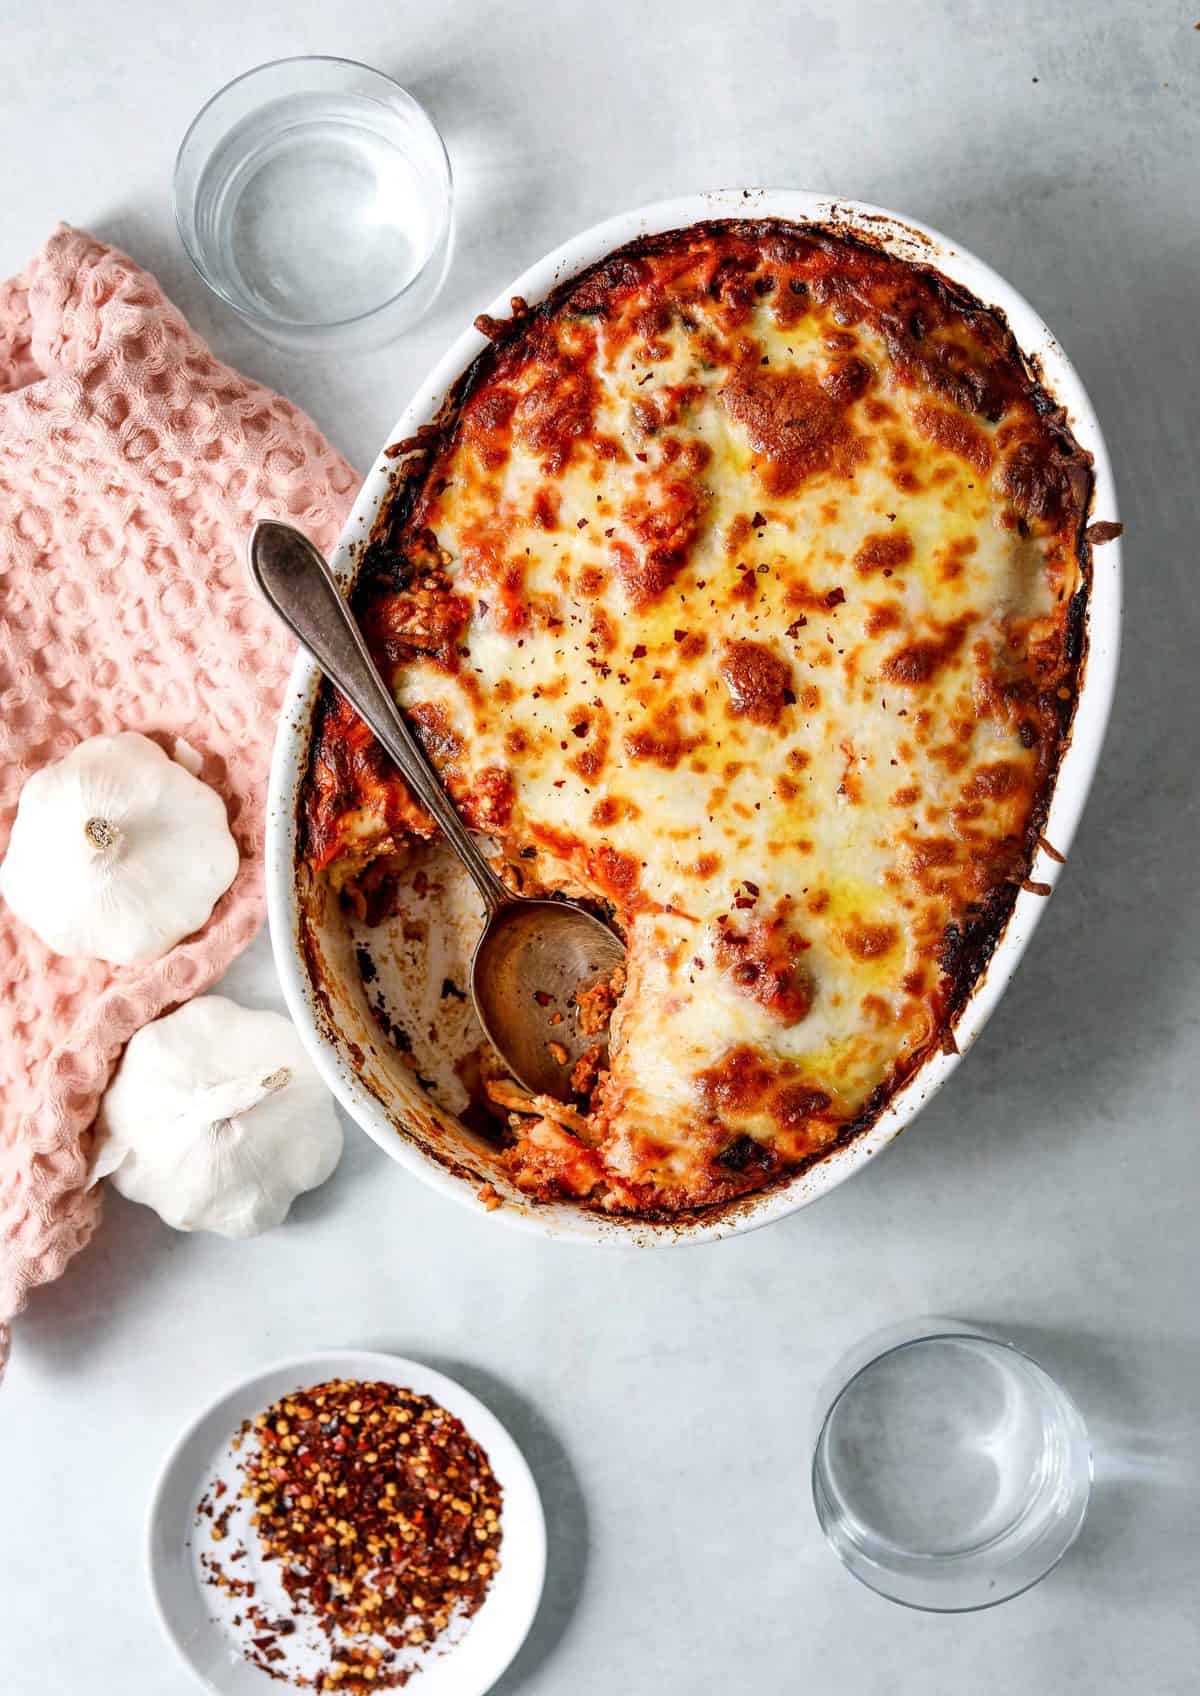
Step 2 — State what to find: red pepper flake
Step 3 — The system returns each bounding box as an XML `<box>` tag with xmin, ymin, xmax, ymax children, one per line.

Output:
<box><xmin>1084</xmin><ymin>519</ymin><xmax>1123</xmax><ymax>545</ymax></box>
<box><xmin>203</xmin><ymin>1380</ymin><xmax>503</xmax><ymax>1694</ymax></box>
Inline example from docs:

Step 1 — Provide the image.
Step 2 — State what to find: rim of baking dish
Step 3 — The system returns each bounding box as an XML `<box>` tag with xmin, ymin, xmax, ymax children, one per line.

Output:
<box><xmin>264</xmin><ymin>187</ymin><xmax>1122</xmax><ymax>1247</ymax></box>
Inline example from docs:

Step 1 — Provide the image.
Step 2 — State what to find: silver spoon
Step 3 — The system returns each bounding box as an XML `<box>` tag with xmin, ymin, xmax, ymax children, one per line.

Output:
<box><xmin>249</xmin><ymin>520</ymin><xmax>626</xmax><ymax>1102</ymax></box>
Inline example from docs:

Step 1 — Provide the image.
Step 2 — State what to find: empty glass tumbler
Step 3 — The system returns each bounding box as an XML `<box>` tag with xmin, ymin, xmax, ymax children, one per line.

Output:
<box><xmin>175</xmin><ymin>57</ymin><xmax>453</xmax><ymax>350</ymax></box>
<box><xmin>812</xmin><ymin>1321</ymin><xmax>1092</xmax><ymax>1610</ymax></box>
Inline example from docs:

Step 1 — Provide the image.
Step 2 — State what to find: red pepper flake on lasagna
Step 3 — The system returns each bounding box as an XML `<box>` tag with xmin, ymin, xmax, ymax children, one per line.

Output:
<box><xmin>303</xmin><ymin>219</ymin><xmax>1093</xmax><ymax>1217</ymax></box>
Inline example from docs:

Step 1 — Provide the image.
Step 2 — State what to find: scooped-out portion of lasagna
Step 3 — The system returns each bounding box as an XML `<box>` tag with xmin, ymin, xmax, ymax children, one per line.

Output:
<box><xmin>303</xmin><ymin>219</ymin><xmax>1092</xmax><ymax>1216</ymax></box>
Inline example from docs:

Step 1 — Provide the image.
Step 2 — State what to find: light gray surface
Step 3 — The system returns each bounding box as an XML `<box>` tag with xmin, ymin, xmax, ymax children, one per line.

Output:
<box><xmin>1</xmin><ymin>2</ymin><xmax>1197</xmax><ymax>1692</ymax></box>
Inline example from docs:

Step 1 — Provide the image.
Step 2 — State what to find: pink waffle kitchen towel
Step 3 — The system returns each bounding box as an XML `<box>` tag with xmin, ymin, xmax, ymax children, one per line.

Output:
<box><xmin>0</xmin><ymin>226</ymin><xmax>359</xmax><ymax>1371</ymax></box>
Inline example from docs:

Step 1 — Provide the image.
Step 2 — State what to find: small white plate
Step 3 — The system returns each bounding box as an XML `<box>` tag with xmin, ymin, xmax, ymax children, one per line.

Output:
<box><xmin>148</xmin><ymin>1350</ymin><xmax>547</xmax><ymax>1694</ymax></box>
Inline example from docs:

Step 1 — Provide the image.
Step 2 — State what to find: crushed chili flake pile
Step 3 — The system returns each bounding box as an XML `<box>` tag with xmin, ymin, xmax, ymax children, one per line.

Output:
<box><xmin>197</xmin><ymin>1379</ymin><xmax>503</xmax><ymax>1691</ymax></box>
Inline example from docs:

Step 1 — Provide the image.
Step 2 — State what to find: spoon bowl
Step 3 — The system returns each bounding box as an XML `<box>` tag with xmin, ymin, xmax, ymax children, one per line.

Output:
<box><xmin>470</xmin><ymin>899</ymin><xmax>625</xmax><ymax>1100</ymax></box>
<box><xmin>248</xmin><ymin>520</ymin><xmax>626</xmax><ymax>1102</ymax></box>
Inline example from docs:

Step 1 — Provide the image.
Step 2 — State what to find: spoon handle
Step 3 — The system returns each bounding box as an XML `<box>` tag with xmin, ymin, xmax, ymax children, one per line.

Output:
<box><xmin>248</xmin><ymin>520</ymin><xmax>511</xmax><ymax>915</ymax></box>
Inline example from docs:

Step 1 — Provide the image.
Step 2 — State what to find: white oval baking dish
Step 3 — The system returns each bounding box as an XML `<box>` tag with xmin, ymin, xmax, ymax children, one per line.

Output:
<box><xmin>265</xmin><ymin>188</ymin><xmax>1122</xmax><ymax>1246</ymax></box>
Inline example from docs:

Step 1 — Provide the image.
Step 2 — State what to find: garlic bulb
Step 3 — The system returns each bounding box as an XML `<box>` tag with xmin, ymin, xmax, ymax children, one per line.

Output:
<box><xmin>89</xmin><ymin>996</ymin><xmax>343</xmax><ymax>1237</ymax></box>
<box><xmin>0</xmin><ymin>732</ymin><xmax>239</xmax><ymax>965</ymax></box>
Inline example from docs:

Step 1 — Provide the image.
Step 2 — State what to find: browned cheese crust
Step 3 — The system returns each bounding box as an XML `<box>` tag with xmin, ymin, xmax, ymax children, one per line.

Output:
<box><xmin>302</xmin><ymin>219</ymin><xmax>1092</xmax><ymax>1216</ymax></box>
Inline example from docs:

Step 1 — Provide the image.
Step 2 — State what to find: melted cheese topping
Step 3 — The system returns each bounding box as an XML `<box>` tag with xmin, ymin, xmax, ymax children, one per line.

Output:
<box><xmin>306</xmin><ymin>221</ymin><xmax>1089</xmax><ymax>1214</ymax></box>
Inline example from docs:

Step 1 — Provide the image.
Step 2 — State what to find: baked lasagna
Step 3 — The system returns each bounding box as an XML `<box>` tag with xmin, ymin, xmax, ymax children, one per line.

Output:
<box><xmin>303</xmin><ymin>219</ymin><xmax>1092</xmax><ymax>1216</ymax></box>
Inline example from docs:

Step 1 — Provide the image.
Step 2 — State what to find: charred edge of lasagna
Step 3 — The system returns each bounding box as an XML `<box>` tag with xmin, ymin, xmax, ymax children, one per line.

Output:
<box><xmin>372</xmin><ymin>218</ymin><xmax>1094</xmax><ymax>538</ymax></box>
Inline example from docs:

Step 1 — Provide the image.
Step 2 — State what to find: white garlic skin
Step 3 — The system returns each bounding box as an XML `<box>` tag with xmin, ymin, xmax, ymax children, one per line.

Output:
<box><xmin>90</xmin><ymin>996</ymin><xmax>343</xmax><ymax>1237</ymax></box>
<box><xmin>0</xmin><ymin>732</ymin><xmax>239</xmax><ymax>965</ymax></box>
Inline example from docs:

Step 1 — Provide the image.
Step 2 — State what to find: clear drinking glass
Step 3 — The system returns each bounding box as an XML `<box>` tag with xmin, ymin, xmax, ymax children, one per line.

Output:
<box><xmin>812</xmin><ymin>1321</ymin><xmax>1092</xmax><ymax>1611</ymax></box>
<box><xmin>174</xmin><ymin>57</ymin><xmax>453</xmax><ymax>351</ymax></box>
